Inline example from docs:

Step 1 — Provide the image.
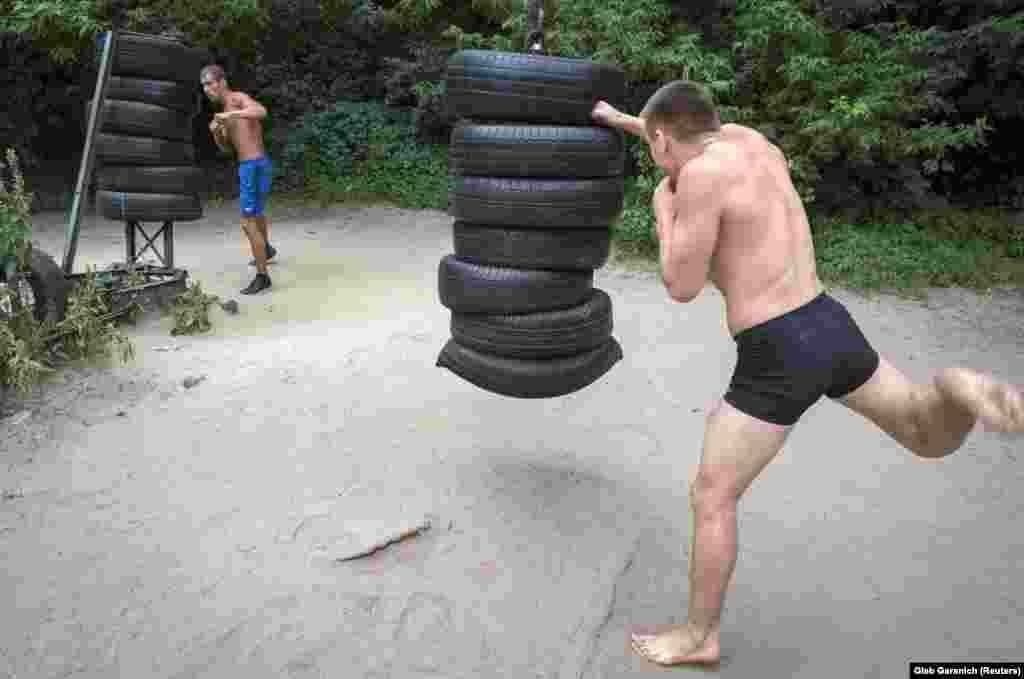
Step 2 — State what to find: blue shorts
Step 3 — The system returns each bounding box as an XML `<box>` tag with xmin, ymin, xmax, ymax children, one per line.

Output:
<box><xmin>239</xmin><ymin>157</ymin><xmax>272</xmax><ymax>217</ymax></box>
<box><xmin>724</xmin><ymin>293</ymin><xmax>880</xmax><ymax>426</ymax></box>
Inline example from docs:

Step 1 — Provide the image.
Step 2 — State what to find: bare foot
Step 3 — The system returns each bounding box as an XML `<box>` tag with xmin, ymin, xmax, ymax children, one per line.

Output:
<box><xmin>936</xmin><ymin>368</ymin><xmax>1024</xmax><ymax>434</ymax></box>
<box><xmin>630</xmin><ymin>623</ymin><xmax>721</xmax><ymax>667</ymax></box>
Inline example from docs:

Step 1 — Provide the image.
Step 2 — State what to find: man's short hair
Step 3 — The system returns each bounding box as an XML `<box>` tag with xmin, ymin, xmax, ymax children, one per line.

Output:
<box><xmin>200</xmin><ymin>64</ymin><xmax>226</xmax><ymax>83</ymax></box>
<box><xmin>641</xmin><ymin>81</ymin><xmax>721</xmax><ymax>143</ymax></box>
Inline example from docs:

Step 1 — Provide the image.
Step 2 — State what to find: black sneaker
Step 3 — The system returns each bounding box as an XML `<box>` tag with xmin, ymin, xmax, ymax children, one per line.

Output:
<box><xmin>241</xmin><ymin>272</ymin><xmax>271</xmax><ymax>295</ymax></box>
<box><xmin>249</xmin><ymin>244</ymin><xmax>277</xmax><ymax>266</ymax></box>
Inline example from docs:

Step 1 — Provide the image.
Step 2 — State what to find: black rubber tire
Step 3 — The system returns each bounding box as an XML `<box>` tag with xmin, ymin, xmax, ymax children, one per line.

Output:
<box><xmin>453</xmin><ymin>222</ymin><xmax>611</xmax><ymax>271</ymax></box>
<box><xmin>109</xmin><ymin>31</ymin><xmax>210</xmax><ymax>83</ymax></box>
<box><xmin>436</xmin><ymin>336</ymin><xmax>623</xmax><ymax>399</ymax></box>
<box><xmin>96</xmin><ymin>165</ymin><xmax>205</xmax><ymax>194</ymax></box>
<box><xmin>450</xmin><ymin>176</ymin><xmax>624</xmax><ymax>228</ymax></box>
<box><xmin>450</xmin><ymin>124</ymin><xmax>625</xmax><ymax>178</ymax></box>
<box><xmin>446</xmin><ymin>49</ymin><xmax>626</xmax><ymax>125</ymax></box>
<box><xmin>25</xmin><ymin>246</ymin><xmax>69</xmax><ymax>324</ymax></box>
<box><xmin>88</xmin><ymin>99</ymin><xmax>194</xmax><ymax>142</ymax></box>
<box><xmin>451</xmin><ymin>289</ymin><xmax>613</xmax><ymax>359</ymax></box>
<box><xmin>94</xmin><ymin>133</ymin><xmax>195</xmax><ymax>165</ymax></box>
<box><xmin>98</xmin><ymin>191</ymin><xmax>203</xmax><ymax>222</ymax></box>
<box><xmin>438</xmin><ymin>254</ymin><xmax>593</xmax><ymax>314</ymax></box>
<box><xmin>103</xmin><ymin>76</ymin><xmax>198</xmax><ymax>113</ymax></box>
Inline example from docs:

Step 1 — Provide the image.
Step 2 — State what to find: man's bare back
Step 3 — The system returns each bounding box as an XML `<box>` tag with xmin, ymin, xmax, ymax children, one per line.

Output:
<box><xmin>696</xmin><ymin>124</ymin><xmax>823</xmax><ymax>335</ymax></box>
<box><xmin>591</xmin><ymin>84</ymin><xmax>1023</xmax><ymax>669</ymax></box>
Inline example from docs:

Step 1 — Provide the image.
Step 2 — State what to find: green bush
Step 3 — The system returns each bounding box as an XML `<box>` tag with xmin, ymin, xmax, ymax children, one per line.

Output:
<box><xmin>170</xmin><ymin>280</ymin><xmax>221</xmax><ymax>336</ymax></box>
<box><xmin>0</xmin><ymin>0</ymin><xmax>361</xmax><ymax>65</ymax></box>
<box><xmin>0</xmin><ymin>148</ymin><xmax>33</xmax><ymax>270</ymax></box>
<box><xmin>349</xmin><ymin>142</ymin><xmax>449</xmax><ymax>210</ymax></box>
<box><xmin>612</xmin><ymin>147</ymin><xmax>659</xmax><ymax>254</ymax></box>
<box><xmin>0</xmin><ymin>0</ymin><xmax>103</xmax><ymax>64</ymax></box>
<box><xmin>282</xmin><ymin>100</ymin><xmax>408</xmax><ymax>181</ymax></box>
<box><xmin>813</xmin><ymin>220</ymin><xmax>1009</xmax><ymax>294</ymax></box>
<box><xmin>432</xmin><ymin>0</ymin><xmax>994</xmax><ymax>211</ymax></box>
<box><xmin>732</xmin><ymin>0</ymin><xmax>993</xmax><ymax>210</ymax></box>
<box><xmin>281</xmin><ymin>99</ymin><xmax>449</xmax><ymax>210</ymax></box>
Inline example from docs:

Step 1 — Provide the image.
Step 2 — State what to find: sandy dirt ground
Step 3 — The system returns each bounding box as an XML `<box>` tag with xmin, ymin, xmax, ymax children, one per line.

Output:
<box><xmin>1</xmin><ymin>202</ymin><xmax>1022</xmax><ymax>678</ymax></box>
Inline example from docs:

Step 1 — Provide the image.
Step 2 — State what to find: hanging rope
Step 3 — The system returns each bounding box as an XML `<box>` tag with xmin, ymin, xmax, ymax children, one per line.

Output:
<box><xmin>527</xmin><ymin>0</ymin><xmax>545</xmax><ymax>54</ymax></box>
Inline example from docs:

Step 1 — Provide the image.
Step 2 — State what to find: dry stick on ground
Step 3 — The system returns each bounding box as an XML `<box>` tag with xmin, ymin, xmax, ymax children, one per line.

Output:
<box><xmin>334</xmin><ymin>518</ymin><xmax>433</xmax><ymax>562</ymax></box>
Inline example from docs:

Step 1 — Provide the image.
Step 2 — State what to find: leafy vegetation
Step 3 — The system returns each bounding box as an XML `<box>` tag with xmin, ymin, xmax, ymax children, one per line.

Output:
<box><xmin>0</xmin><ymin>308</ymin><xmax>53</xmax><ymax>399</ymax></box>
<box><xmin>281</xmin><ymin>99</ymin><xmax>449</xmax><ymax>210</ymax></box>
<box><xmin>55</xmin><ymin>270</ymin><xmax>137</xmax><ymax>362</ymax></box>
<box><xmin>0</xmin><ymin>0</ymin><xmax>363</xmax><ymax>64</ymax></box>
<box><xmin>0</xmin><ymin>148</ymin><xmax>32</xmax><ymax>270</ymax></box>
<box><xmin>0</xmin><ymin>0</ymin><xmax>103</xmax><ymax>64</ymax></box>
<box><xmin>813</xmin><ymin>220</ymin><xmax>1016</xmax><ymax>296</ymax></box>
<box><xmin>1</xmin><ymin>147</ymin><xmax>137</xmax><ymax>400</ymax></box>
<box><xmin>2</xmin><ymin>0</ymin><xmax>1021</xmax><ymax>296</ymax></box>
<box><xmin>169</xmin><ymin>280</ymin><xmax>221</xmax><ymax>336</ymax></box>
<box><xmin>1</xmin><ymin>267</ymin><xmax>137</xmax><ymax>398</ymax></box>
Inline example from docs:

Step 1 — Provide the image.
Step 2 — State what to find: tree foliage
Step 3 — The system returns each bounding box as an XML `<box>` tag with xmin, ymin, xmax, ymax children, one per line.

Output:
<box><xmin>422</xmin><ymin>0</ymin><xmax>1009</xmax><ymax>224</ymax></box>
<box><xmin>2</xmin><ymin>0</ymin><xmax>1021</xmax><ymax>235</ymax></box>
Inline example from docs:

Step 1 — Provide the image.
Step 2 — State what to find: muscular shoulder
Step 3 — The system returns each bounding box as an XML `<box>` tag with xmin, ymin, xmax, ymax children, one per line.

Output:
<box><xmin>225</xmin><ymin>91</ymin><xmax>252</xmax><ymax>109</ymax></box>
<box><xmin>683</xmin><ymin>143</ymin><xmax>742</xmax><ymax>192</ymax></box>
<box><xmin>723</xmin><ymin>123</ymin><xmax>785</xmax><ymax>160</ymax></box>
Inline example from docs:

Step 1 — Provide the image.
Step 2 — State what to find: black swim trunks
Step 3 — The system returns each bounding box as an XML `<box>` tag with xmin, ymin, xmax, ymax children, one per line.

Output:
<box><xmin>723</xmin><ymin>292</ymin><xmax>880</xmax><ymax>426</ymax></box>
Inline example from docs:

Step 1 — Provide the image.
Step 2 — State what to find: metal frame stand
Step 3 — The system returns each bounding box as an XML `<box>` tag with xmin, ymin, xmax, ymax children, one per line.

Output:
<box><xmin>125</xmin><ymin>220</ymin><xmax>175</xmax><ymax>269</ymax></box>
<box><xmin>54</xmin><ymin>28</ymin><xmax>191</xmax><ymax>324</ymax></box>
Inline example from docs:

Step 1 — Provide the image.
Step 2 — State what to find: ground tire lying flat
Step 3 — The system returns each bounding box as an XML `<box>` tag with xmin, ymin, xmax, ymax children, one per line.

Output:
<box><xmin>96</xmin><ymin>165</ymin><xmax>205</xmax><ymax>195</ymax></box>
<box><xmin>446</xmin><ymin>49</ymin><xmax>626</xmax><ymax>125</ymax></box>
<box><xmin>98</xmin><ymin>191</ymin><xmax>203</xmax><ymax>222</ymax></box>
<box><xmin>107</xmin><ymin>31</ymin><xmax>210</xmax><ymax>83</ymax></box>
<box><xmin>450</xmin><ymin>176</ymin><xmax>624</xmax><ymax>228</ymax></box>
<box><xmin>452</xmin><ymin>289</ymin><xmax>613</xmax><ymax>359</ymax></box>
<box><xmin>453</xmin><ymin>222</ymin><xmax>611</xmax><ymax>271</ymax></box>
<box><xmin>102</xmin><ymin>76</ymin><xmax>197</xmax><ymax>112</ymax></box>
<box><xmin>94</xmin><ymin>133</ymin><xmax>195</xmax><ymax>165</ymax></box>
<box><xmin>89</xmin><ymin>99</ymin><xmax>194</xmax><ymax>141</ymax></box>
<box><xmin>25</xmin><ymin>246</ymin><xmax>70</xmax><ymax>324</ymax></box>
<box><xmin>450</xmin><ymin>124</ymin><xmax>625</xmax><ymax>178</ymax></box>
<box><xmin>438</xmin><ymin>254</ymin><xmax>592</xmax><ymax>314</ymax></box>
<box><xmin>436</xmin><ymin>336</ymin><xmax>623</xmax><ymax>399</ymax></box>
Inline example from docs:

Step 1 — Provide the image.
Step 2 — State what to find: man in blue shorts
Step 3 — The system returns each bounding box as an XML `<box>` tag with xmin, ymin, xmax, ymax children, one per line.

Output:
<box><xmin>201</xmin><ymin>64</ymin><xmax>275</xmax><ymax>294</ymax></box>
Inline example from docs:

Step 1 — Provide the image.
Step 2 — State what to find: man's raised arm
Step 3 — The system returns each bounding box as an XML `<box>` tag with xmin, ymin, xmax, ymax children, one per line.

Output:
<box><xmin>591</xmin><ymin>101</ymin><xmax>649</xmax><ymax>142</ymax></box>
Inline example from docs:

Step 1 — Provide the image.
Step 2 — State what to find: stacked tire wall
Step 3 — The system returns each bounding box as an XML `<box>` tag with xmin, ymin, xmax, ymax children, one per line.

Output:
<box><xmin>91</xmin><ymin>32</ymin><xmax>209</xmax><ymax>223</ymax></box>
<box><xmin>436</xmin><ymin>50</ymin><xmax>628</xmax><ymax>399</ymax></box>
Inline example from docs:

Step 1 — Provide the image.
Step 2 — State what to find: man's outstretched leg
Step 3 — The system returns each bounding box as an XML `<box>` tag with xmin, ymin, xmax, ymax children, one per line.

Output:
<box><xmin>631</xmin><ymin>400</ymin><xmax>791</xmax><ymax>666</ymax></box>
<box><xmin>837</xmin><ymin>357</ymin><xmax>1023</xmax><ymax>459</ymax></box>
<box><xmin>936</xmin><ymin>367</ymin><xmax>1024</xmax><ymax>434</ymax></box>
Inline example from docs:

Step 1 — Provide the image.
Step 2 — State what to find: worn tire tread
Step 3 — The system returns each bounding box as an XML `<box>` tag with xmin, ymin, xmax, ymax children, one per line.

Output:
<box><xmin>451</xmin><ymin>289</ymin><xmax>613</xmax><ymax>359</ymax></box>
<box><xmin>438</xmin><ymin>254</ymin><xmax>592</xmax><ymax>314</ymax></box>
<box><xmin>436</xmin><ymin>337</ymin><xmax>623</xmax><ymax>399</ymax></box>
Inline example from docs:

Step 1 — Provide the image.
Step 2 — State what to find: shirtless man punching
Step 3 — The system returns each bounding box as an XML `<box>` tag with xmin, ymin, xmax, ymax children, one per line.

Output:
<box><xmin>591</xmin><ymin>82</ymin><xmax>1024</xmax><ymax>667</ymax></box>
<box><xmin>201</xmin><ymin>64</ymin><xmax>276</xmax><ymax>294</ymax></box>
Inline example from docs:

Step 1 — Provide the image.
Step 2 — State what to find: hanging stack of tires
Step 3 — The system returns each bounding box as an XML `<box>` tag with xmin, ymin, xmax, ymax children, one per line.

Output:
<box><xmin>436</xmin><ymin>49</ymin><xmax>628</xmax><ymax>399</ymax></box>
<box><xmin>89</xmin><ymin>32</ymin><xmax>209</xmax><ymax>223</ymax></box>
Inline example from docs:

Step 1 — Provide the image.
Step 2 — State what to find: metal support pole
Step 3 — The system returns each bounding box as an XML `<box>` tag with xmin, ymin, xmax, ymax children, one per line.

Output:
<box><xmin>64</xmin><ymin>30</ymin><xmax>119</xmax><ymax>275</ymax></box>
<box><xmin>162</xmin><ymin>222</ymin><xmax>174</xmax><ymax>269</ymax></box>
<box><xmin>125</xmin><ymin>220</ymin><xmax>136</xmax><ymax>266</ymax></box>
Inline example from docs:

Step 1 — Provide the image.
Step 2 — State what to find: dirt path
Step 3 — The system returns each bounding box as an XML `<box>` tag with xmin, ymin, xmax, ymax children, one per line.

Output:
<box><xmin>2</xmin><ymin>203</ymin><xmax>1022</xmax><ymax>678</ymax></box>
